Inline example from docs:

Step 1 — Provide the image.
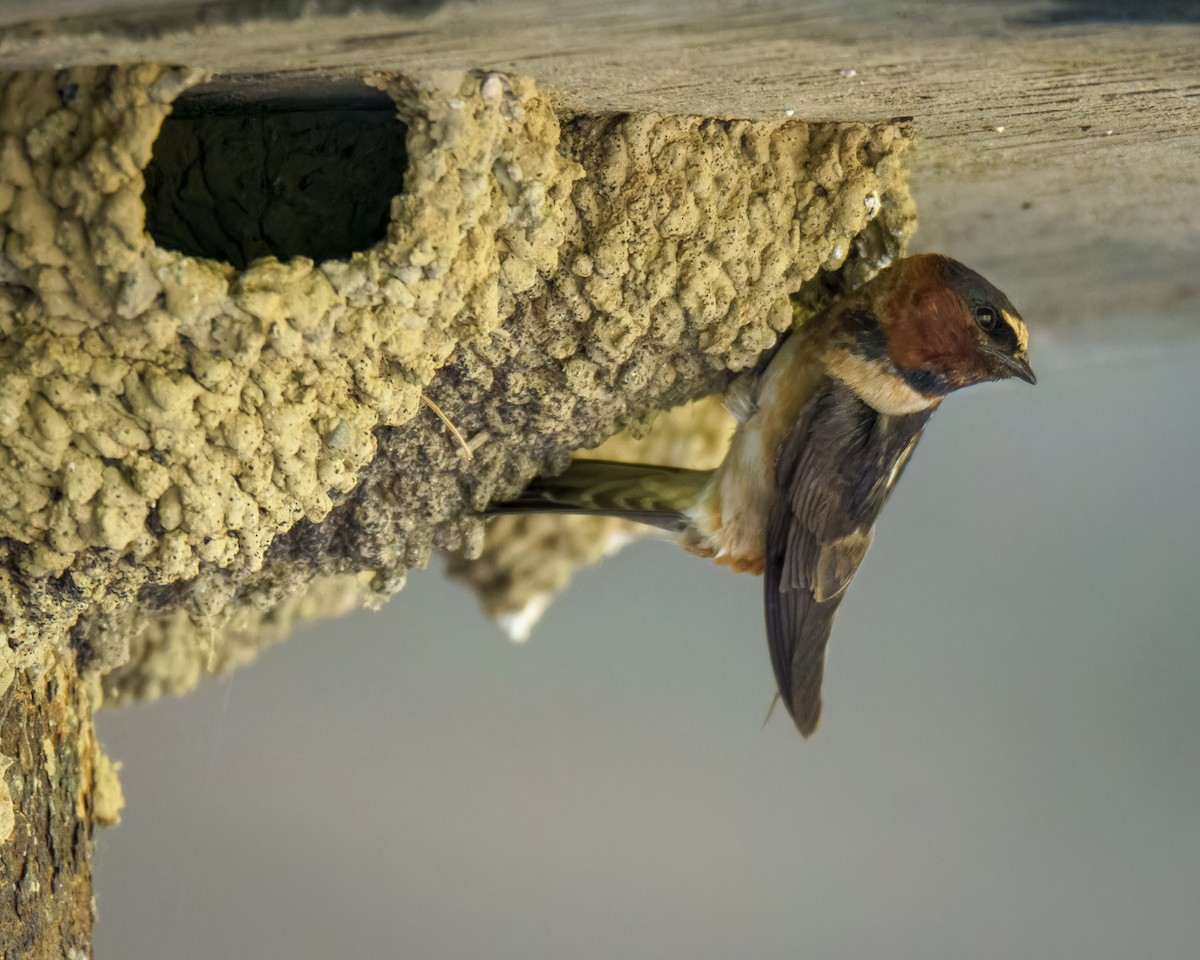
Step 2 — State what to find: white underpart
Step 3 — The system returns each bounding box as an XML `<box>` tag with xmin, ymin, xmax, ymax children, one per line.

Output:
<box><xmin>685</xmin><ymin>333</ymin><xmax>813</xmax><ymax>558</ymax></box>
<box><xmin>723</xmin><ymin>428</ymin><xmax>769</xmax><ymax>536</ymax></box>
<box><xmin>685</xmin><ymin>395</ymin><xmax>775</xmax><ymax>558</ymax></box>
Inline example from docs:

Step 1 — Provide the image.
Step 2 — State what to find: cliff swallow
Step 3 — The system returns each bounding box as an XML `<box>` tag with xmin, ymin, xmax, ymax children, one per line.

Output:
<box><xmin>490</xmin><ymin>254</ymin><xmax>1034</xmax><ymax>736</ymax></box>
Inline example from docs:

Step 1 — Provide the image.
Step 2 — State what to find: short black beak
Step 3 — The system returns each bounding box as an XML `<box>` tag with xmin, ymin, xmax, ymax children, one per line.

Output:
<box><xmin>981</xmin><ymin>344</ymin><xmax>1036</xmax><ymax>385</ymax></box>
<box><xmin>1005</xmin><ymin>354</ymin><xmax>1037</xmax><ymax>385</ymax></box>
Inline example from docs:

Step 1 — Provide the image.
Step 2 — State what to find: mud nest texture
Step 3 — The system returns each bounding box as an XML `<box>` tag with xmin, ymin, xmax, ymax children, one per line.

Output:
<box><xmin>0</xmin><ymin>63</ymin><xmax>914</xmax><ymax>702</ymax></box>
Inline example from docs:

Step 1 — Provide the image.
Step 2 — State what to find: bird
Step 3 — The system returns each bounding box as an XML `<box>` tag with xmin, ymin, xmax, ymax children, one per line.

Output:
<box><xmin>489</xmin><ymin>253</ymin><xmax>1034</xmax><ymax>737</ymax></box>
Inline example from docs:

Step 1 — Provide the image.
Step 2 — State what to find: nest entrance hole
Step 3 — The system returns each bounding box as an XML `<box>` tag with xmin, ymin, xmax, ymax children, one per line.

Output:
<box><xmin>143</xmin><ymin>76</ymin><xmax>408</xmax><ymax>269</ymax></box>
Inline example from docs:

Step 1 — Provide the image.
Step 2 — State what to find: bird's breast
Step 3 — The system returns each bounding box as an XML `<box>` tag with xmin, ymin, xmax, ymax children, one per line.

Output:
<box><xmin>683</xmin><ymin>397</ymin><xmax>787</xmax><ymax>576</ymax></box>
<box><xmin>691</xmin><ymin>425</ymin><xmax>772</xmax><ymax>574</ymax></box>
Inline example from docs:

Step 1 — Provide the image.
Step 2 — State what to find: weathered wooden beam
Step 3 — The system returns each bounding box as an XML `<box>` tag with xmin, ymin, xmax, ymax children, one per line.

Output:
<box><xmin>0</xmin><ymin>650</ymin><xmax>114</xmax><ymax>958</ymax></box>
<box><xmin>1</xmin><ymin>0</ymin><xmax>1196</xmax><ymax>328</ymax></box>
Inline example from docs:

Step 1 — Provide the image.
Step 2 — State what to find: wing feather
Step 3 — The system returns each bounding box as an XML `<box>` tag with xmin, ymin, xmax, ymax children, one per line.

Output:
<box><xmin>764</xmin><ymin>380</ymin><xmax>932</xmax><ymax>737</ymax></box>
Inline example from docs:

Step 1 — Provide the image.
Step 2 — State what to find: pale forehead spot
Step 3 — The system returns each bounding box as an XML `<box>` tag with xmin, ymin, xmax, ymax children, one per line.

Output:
<box><xmin>1002</xmin><ymin>309</ymin><xmax>1028</xmax><ymax>352</ymax></box>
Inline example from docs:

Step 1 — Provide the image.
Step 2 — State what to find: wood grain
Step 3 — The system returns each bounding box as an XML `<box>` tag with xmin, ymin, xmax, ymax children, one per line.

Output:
<box><xmin>1</xmin><ymin>0</ymin><xmax>1196</xmax><ymax>330</ymax></box>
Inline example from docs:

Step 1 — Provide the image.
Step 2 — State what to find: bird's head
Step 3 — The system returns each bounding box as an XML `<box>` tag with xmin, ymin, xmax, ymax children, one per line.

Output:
<box><xmin>874</xmin><ymin>254</ymin><xmax>1035</xmax><ymax>394</ymax></box>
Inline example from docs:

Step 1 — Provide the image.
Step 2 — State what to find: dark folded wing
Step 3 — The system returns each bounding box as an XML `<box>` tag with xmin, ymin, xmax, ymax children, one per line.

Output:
<box><xmin>764</xmin><ymin>380</ymin><xmax>933</xmax><ymax>737</ymax></box>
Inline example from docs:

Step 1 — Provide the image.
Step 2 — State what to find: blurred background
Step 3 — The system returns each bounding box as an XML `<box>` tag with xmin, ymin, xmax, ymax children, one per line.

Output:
<box><xmin>2</xmin><ymin>1</ymin><xmax>1196</xmax><ymax>955</ymax></box>
<box><xmin>94</xmin><ymin>317</ymin><xmax>1200</xmax><ymax>958</ymax></box>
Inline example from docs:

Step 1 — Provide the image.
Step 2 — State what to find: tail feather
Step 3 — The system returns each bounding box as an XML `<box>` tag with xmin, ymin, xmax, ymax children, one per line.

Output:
<box><xmin>489</xmin><ymin>459</ymin><xmax>713</xmax><ymax>533</ymax></box>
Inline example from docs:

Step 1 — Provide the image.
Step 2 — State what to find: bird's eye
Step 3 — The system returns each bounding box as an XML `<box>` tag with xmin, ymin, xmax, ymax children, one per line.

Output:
<box><xmin>974</xmin><ymin>305</ymin><xmax>999</xmax><ymax>332</ymax></box>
